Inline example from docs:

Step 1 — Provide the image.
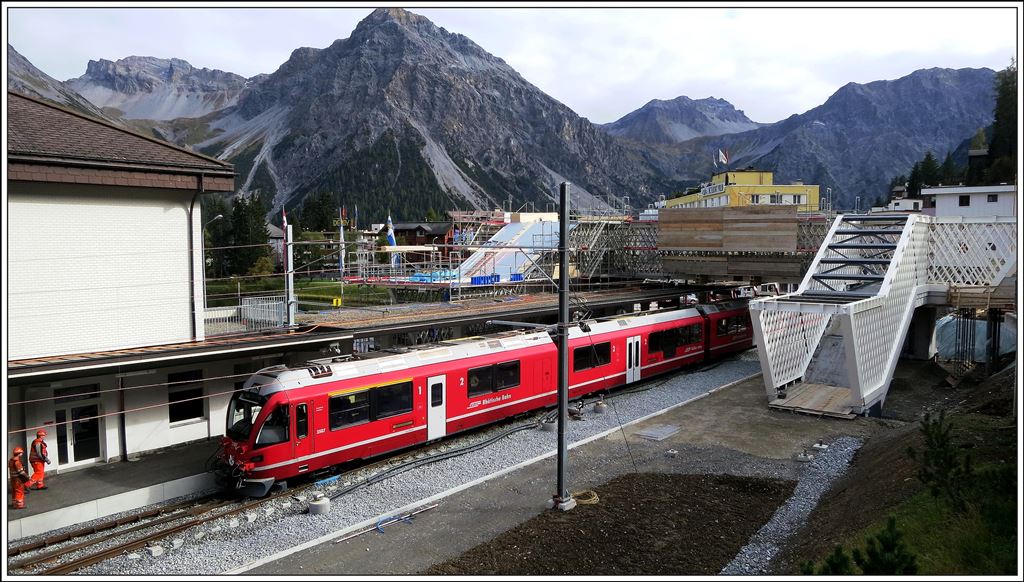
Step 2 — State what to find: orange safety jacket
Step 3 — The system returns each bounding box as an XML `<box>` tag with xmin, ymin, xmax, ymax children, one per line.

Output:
<box><xmin>29</xmin><ymin>438</ymin><xmax>48</xmax><ymax>464</ymax></box>
<box><xmin>8</xmin><ymin>456</ymin><xmax>29</xmax><ymax>483</ymax></box>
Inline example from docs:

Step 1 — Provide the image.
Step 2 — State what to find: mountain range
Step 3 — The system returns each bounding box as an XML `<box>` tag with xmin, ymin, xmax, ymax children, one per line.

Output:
<box><xmin>7</xmin><ymin>9</ymin><xmax>997</xmax><ymax>220</ymax></box>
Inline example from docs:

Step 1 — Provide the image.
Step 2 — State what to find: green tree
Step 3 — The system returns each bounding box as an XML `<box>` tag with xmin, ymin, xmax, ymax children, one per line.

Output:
<box><xmin>296</xmin><ymin>231</ymin><xmax>330</xmax><ymax>280</ymax></box>
<box><xmin>987</xmin><ymin>58</ymin><xmax>1017</xmax><ymax>183</ymax></box>
<box><xmin>969</xmin><ymin>127</ymin><xmax>988</xmax><ymax>150</ymax></box>
<box><xmin>801</xmin><ymin>545</ymin><xmax>855</xmax><ymax>575</ymax></box>
<box><xmin>425</xmin><ymin>207</ymin><xmax>442</xmax><ymax>222</ymax></box>
<box><xmin>906</xmin><ymin>410</ymin><xmax>974</xmax><ymax>511</ymax></box>
<box><xmin>247</xmin><ymin>255</ymin><xmax>275</xmax><ymax>276</ymax></box>
<box><xmin>301</xmin><ymin>190</ymin><xmax>337</xmax><ymax>232</ymax></box>
<box><xmin>852</xmin><ymin>517</ymin><xmax>918</xmax><ymax>575</ymax></box>
<box><xmin>918</xmin><ymin>151</ymin><xmax>941</xmax><ymax>187</ymax></box>
<box><xmin>201</xmin><ymin>195</ymin><xmax>232</xmax><ymax>279</ymax></box>
<box><xmin>230</xmin><ymin>195</ymin><xmax>270</xmax><ymax>276</ymax></box>
<box><xmin>939</xmin><ymin>152</ymin><xmax>961</xmax><ymax>185</ymax></box>
<box><xmin>907</xmin><ymin>162</ymin><xmax>922</xmax><ymax>197</ymax></box>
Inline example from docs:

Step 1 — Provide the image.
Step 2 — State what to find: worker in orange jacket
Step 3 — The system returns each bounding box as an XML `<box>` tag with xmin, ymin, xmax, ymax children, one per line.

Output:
<box><xmin>28</xmin><ymin>429</ymin><xmax>51</xmax><ymax>490</ymax></box>
<box><xmin>9</xmin><ymin>447</ymin><xmax>31</xmax><ymax>509</ymax></box>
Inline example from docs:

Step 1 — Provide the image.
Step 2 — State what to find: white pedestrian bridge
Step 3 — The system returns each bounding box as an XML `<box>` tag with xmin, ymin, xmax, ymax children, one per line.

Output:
<box><xmin>750</xmin><ymin>214</ymin><xmax>1016</xmax><ymax>416</ymax></box>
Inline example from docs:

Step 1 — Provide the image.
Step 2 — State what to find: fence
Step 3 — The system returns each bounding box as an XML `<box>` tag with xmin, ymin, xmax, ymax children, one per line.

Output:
<box><xmin>204</xmin><ymin>295</ymin><xmax>286</xmax><ymax>336</ymax></box>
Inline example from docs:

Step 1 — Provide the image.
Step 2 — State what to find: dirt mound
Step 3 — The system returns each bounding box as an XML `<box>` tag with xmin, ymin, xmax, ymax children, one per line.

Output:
<box><xmin>424</xmin><ymin>473</ymin><xmax>795</xmax><ymax>576</ymax></box>
<box><xmin>773</xmin><ymin>360</ymin><xmax>1018</xmax><ymax>574</ymax></box>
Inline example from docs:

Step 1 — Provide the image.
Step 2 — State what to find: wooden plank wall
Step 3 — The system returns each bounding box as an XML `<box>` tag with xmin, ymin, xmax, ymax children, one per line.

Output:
<box><xmin>658</xmin><ymin>206</ymin><xmax>798</xmax><ymax>253</ymax></box>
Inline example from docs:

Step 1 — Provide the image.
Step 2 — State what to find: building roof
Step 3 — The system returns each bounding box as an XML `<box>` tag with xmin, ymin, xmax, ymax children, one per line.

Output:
<box><xmin>7</xmin><ymin>91</ymin><xmax>232</xmax><ymax>174</ymax></box>
<box><xmin>921</xmin><ymin>184</ymin><xmax>1017</xmax><ymax>196</ymax></box>
<box><xmin>385</xmin><ymin>222</ymin><xmax>453</xmax><ymax>235</ymax></box>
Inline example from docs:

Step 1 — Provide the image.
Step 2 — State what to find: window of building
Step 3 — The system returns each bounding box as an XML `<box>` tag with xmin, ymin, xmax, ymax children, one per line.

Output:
<box><xmin>168</xmin><ymin>370</ymin><xmax>204</xmax><ymax>424</ymax></box>
<box><xmin>770</xmin><ymin>194</ymin><xmax>781</xmax><ymax>204</ymax></box>
<box><xmin>329</xmin><ymin>391</ymin><xmax>369</xmax><ymax>429</ymax></box>
<box><xmin>959</xmin><ymin>195</ymin><xmax>971</xmax><ymax>207</ymax></box>
<box><xmin>255</xmin><ymin>404</ymin><xmax>289</xmax><ymax>447</ymax></box>
<box><xmin>573</xmin><ymin>342</ymin><xmax>612</xmax><ymax>372</ymax></box>
<box><xmin>371</xmin><ymin>381</ymin><xmax>413</xmax><ymax>419</ymax></box>
<box><xmin>987</xmin><ymin>194</ymin><xmax>999</xmax><ymax>203</ymax></box>
<box><xmin>752</xmin><ymin>195</ymin><xmax>760</xmax><ymax>204</ymax></box>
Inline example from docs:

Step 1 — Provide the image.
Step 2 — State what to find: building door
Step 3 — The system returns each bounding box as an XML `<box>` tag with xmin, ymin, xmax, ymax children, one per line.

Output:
<box><xmin>427</xmin><ymin>375</ymin><xmax>447</xmax><ymax>441</ymax></box>
<box><xmin>54</xmin><ymin>404</ymin><xmax>102</xmax><ymax>467</ymax></box>
<box><xmin>626</xmin><ymin>335</ymin><xmax>642</xmax><ymax>384</ymax></box>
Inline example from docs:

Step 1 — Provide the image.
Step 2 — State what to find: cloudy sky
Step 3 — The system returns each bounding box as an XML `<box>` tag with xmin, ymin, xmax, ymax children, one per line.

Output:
<box><xmin>6</xmin><ymin>3</ymin><xmax>1019</xmax><ymax>124</ymax></box>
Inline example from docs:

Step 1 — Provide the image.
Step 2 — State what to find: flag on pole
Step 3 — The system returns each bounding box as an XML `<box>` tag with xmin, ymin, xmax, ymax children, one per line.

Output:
<box><xmin>353</xmin><ymin>204</ymin><xmax>358</xmax><ymax>231</ymax></box>
<box><xmin>281</xmin><ymin>207</ymin><xmax>288</xmax><ymax>272</ymax></box>
<box><xmin>713</xmin><ymin>151</ymin><xmax>718</xmax><ymax>168</ymax></box>
<box><xmin>718</xmin><ymin>149</ymin><xmax>729</xmax><ymax>166</ymax></box>
<box><xmin>386</xmin><ymin>213</ymin><xmax>400</xmax><ymax>268</ymax></box>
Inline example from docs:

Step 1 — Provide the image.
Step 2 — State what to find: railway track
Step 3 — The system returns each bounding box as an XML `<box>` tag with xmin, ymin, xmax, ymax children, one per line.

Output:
<box><xmin>5</xmin><ymin>420</ymin><xmax>523</xmax><ymax>576</ymax></box>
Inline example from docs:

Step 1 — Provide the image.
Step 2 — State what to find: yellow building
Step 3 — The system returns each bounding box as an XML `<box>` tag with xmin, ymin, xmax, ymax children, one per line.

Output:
<box><xmin>665</xmin><ymin>169</ymin><xmax>820</xmax><ymax>212</ymax></box>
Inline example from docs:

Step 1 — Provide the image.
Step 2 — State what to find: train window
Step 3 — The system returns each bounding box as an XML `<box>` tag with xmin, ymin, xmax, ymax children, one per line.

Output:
<box><xmin>717</xmin><ymin>316</ymin><xmax>749</xmax><ymax>336</ymax></box>
<box><xmin>573</xmin><ymin>342</ymin><xmax>611</xmax><ymax>372</ymax></box>
<box><xmin>684</xmin><ymin>324</ymin><xmax>703</xmax><ymax>345</ymax></box>
<box><xmin>468</xmin><ymin>365</ymin><xmax>494</xmax><ymax>398</ymax></box>
<box><xmin>296</xmin><ymin>404</ymin><xmax>308</xmax><ymax>439</ymax></box>
<box><xmin>430</xmin><ymin>383</ymin><xmax>443</xmax><ymax>407</ymax></box>
<box><xmin>372</xmin><ymin>381</ymin><xmax>414</xmax><ymax>420</ymax></box>
<box><xmin>495</xmin><ymin>361</ymin><xmax>520</xmax><ymax>391</ymax></box>
<box><xmin>329</xmin><ymin>391</ymin><xmax>370</xmax><ymax>430</ymax></box>
<box><xmin>255</xmin><ymin>405</ymin><xmax>289</xmax><ymax>447</ymax></box>
<box><xmin>648</xmin><ymin>329</ymin><xmax>680</xmax><ymax>358</ymax></box>
<box><xmin>226</xmin><ymin>391</ymin><xmax>266</xmax><ymax>441</ymax></box>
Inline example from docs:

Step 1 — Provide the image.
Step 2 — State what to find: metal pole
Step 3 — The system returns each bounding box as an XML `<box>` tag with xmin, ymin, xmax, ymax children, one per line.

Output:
<box><xmin>286</xmin><ymin>224</ymin><xmax>296</xmax><ymax>326</ymax></box>
<box><xmin>550</xmin><ymin>181</ymin><xmax>576</xmax><ymax>511</ymax></box>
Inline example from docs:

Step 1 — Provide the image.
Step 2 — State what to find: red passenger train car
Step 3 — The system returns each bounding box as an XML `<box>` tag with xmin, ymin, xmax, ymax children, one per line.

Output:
<box><xmin>215</xmin><ymin>301</ymin><xmax>753</xmax><ymax>496</ymax></box>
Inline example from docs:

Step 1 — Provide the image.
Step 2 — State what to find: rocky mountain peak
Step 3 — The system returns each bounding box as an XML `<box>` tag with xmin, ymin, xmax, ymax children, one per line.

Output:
<box><xmin>67</xmin><ymin>55</ymin><xmax>248</xmax><ymax>120</ymax></box>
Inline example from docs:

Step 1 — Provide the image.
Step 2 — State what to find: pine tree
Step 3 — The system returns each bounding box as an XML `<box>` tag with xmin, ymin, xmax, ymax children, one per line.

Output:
<box><xmin>919</xmin><ymin>151</ymin><xmax>941</xmax><ymax>188</ymax></box>
<box><xmin>907</xmin><ymin>162</ymin><xmax>922</xmax><ymax>197</ymax></box>
<box><xmin>987</xmin><ymin>58</ymin><xmax>1017</xmax><ymax>183</ymax></box>
<box><xmin>852</xmin><ymin>517</ymin><xmax>918</xmax><ymax>575</ymax></box>
<box><xmin>940</xmin><ymin>152</ymin><xmax>961</xmax><ymax>185</ymax></box>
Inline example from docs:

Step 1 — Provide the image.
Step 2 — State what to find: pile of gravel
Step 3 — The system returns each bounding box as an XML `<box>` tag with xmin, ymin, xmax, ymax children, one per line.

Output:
<box><xmin>719</xmin><ymin>436</ymin><xmax>864</xmax><ymax>575</ymax></box>
<box><xmin>62</xmin><ymin>354</ymin><xmax>761</xmax><ymax>575</ymax></box>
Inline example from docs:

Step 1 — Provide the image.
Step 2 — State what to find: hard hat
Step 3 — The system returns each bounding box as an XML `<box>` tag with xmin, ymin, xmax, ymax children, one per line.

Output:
<box><xmin>13</xmin><ymin>447</ymin><xmax>24</xmax><ymax>455</ymax></box>
<box><xmin>37</xmin><ymin>429</ymin><xmax>47</xmax><ymax>437</ymax></box>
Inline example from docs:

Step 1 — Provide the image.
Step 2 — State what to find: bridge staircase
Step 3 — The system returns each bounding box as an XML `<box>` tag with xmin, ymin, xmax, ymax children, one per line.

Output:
<box><xmin>751</xmin><ymin>213</ymin><xmax>1016</xmax><ymax>416</ymax></box>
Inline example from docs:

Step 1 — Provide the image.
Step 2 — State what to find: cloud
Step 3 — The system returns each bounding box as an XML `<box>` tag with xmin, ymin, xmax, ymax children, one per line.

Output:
<box><xmin>6</xmin><ymin>5</ymin><xmax>1017</xmax><ymax>124</ymax></box>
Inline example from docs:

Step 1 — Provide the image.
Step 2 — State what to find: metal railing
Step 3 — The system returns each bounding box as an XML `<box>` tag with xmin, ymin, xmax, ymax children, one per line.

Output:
<box><xmin>204</xmin><ymin>295</ymin><xmax>286</xmax><ymax>337</ymax></box>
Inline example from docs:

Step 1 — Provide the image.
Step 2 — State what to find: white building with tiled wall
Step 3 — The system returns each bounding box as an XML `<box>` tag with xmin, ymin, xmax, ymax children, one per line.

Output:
<box><xmin>923</xmin><ymin>184</ymin><xmax>1017</xmax><ymax>218</ymax></box>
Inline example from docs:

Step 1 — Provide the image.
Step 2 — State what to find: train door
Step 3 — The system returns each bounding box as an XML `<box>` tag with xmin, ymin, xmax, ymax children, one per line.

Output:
<box><xmin>626</xmin><ymin>335</ymin><xmax>642</xmax><ymax>384</ymax></box>
<box><xmin>427</xmin><ymin>374</ymin><xmax>447</xmax><ymax>441</ymax></box>
<box><xmin>292</xmin><ymin>400</ymin><xmax>314</xmax><ymax>468</ymax></box>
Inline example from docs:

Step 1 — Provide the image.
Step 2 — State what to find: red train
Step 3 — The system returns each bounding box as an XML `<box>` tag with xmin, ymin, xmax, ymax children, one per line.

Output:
<box><xmin>215</xmin><ymin>301</ymin><xmax>753</xmax><ymax>496</ymax></box>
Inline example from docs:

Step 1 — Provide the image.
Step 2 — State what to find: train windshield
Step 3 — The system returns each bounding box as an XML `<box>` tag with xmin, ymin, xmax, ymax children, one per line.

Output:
<box><xmin>226</xmin><ymin>390</ymin><xmax>268</xmax><ymax>441</ymax></box>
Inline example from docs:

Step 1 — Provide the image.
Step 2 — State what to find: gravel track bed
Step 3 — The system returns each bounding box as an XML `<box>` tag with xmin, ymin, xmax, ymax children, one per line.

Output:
<box><xmin>31</xmin><ymin>353</ymin><xmax>762</xmax><ymax>575</ymax></box>
<box><xmin>720</xmin><ymin>436</ymin><xmax>864</xmax><ymax>575</ymax></box>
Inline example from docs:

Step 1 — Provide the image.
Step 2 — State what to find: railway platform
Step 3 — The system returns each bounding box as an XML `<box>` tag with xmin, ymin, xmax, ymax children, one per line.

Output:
<box><xmin>6</xmin><ymin>439</ymin><xmax>221</xmax><ymax>541</ymax></box>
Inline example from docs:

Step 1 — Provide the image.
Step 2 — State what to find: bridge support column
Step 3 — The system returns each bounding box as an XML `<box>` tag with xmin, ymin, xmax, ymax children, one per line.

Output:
<box><xmin>985</xmin><ymin>308</ymin><xmax>1004</xmax><ymax>374</ymax></box>
<box><xmin>905</xmin><ymin>306</ymin><xmax>938</xmax><ymax>361</ymax></box>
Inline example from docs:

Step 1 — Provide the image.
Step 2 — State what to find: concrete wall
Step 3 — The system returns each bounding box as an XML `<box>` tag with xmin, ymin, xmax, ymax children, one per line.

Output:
<box><xmin>8</xmin><ymin>182</ymin><xmax>203</xmax><ymax>360</ymax></box>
